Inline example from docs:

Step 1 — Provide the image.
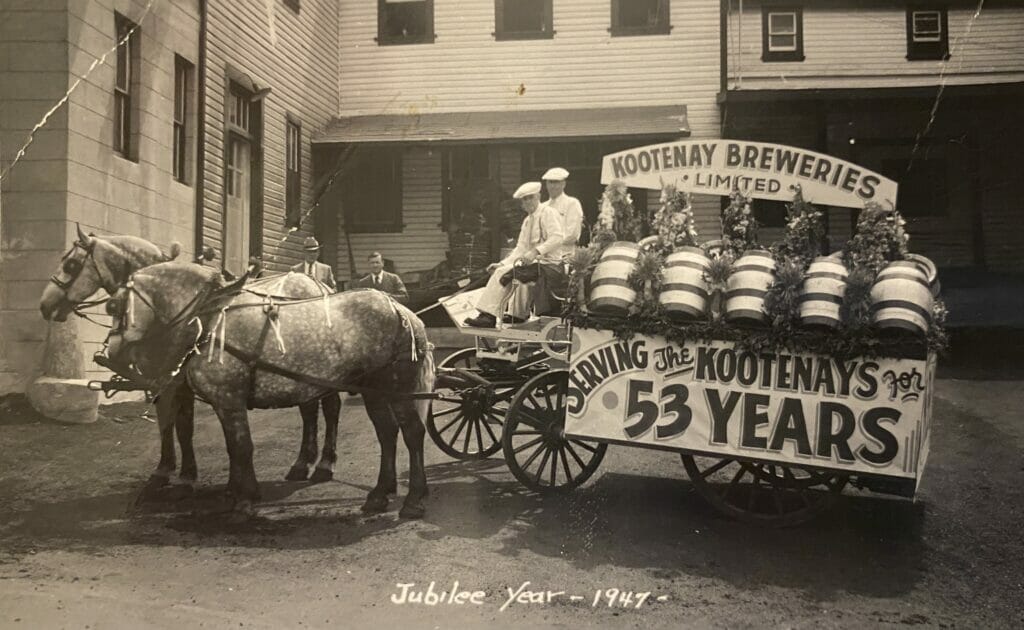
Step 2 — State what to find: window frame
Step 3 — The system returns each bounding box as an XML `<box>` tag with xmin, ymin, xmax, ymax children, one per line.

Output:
<box><xmin>906</xmin><ymin>7</ymin><xmax>949</xmax><ymax>61</ymax></box>
<box><xmin>113</xmin><ymin>13</ymin><xmax>140</xmax><ymax>160</ymax></box>
<box><xmin>609</xmin><ymin>0</ymin><xmax>671</xmax><ymax>37</ymax></box>
<box><xmin>343</xmin><ymin>147</ymin><xmax>404</xmax><ymax>234</ymax></box>
<box><xmin>173</xmin><ymin>55</ymin><xmax>193</xmax><ymax>184</ymax></box>
<box><xmin>761</xmin><ymin>5</ymin><xmax>804</xmax><ymax>62</ymax></box>
<box><xmin>285</xmin><ymin>117</ymin><xmax>302</xmax><ymax>228</ymax></box>
<box><xmin>494</xmin><ymin>0</ymin><xmax>554</xmax><ymax>41</ymax></box>
<box><xmin>376</xmin><ymin>0</ymin><xmax>436</xmax><ymax>46</ymax></box>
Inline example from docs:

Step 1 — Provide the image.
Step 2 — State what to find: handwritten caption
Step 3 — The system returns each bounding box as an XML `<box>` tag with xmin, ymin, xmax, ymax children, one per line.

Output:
<box><xmin>390</xmin><ymin>581</ymin><xmax>668</xmax><ymax>611</ymax></box>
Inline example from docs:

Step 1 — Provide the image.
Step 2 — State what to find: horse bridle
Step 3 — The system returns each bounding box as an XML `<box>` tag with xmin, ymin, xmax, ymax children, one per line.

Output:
<box><xmin>50</xmin><ymin>240</ymin><xmax>126</xmax><ymax>326</ymax></box>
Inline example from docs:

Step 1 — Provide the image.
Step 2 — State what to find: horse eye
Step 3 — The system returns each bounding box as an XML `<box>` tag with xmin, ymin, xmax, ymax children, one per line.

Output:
<box><xmin>62</xmin><ymin>258</ymin><xmax>82</xmax><ymax>275</ymax></box>
<box><xmin>106</xmin><ymin>298</ymin><xmax>124</xmax><ymax>317</ymax></box>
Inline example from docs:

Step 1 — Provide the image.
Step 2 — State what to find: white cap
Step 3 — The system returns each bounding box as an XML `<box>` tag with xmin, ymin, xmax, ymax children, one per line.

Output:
<box><xmin>513</xmin><ymin>181</ymin><xmax>542</xmax><ymax>199</ymax></box>
<box><xmin>542</xmin><ymin>167</ymin><xmax>569</xmax><ymax>181</ymax></box>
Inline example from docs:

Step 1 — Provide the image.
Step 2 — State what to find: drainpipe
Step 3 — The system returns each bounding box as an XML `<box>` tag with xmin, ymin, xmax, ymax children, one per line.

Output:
<box><xmin>193</xmin><ymin>0</ymin><xmax>208</xmax><ymax>258</ymax></box>
<box><xmin>737</xmin><ymin>0</ymin><xmax>743</xmax><ymax>90</ymax></box>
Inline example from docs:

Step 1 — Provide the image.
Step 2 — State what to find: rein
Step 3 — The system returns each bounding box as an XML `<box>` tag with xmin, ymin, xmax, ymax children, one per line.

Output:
<box><xmin>51</xmin><ymin>239</ymin><xmax>130</xmax><ymax>328</ymax></box>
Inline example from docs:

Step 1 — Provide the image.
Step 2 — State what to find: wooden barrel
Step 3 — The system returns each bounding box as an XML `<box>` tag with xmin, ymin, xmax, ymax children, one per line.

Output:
<box><xmin>799</xmin><ymin>256</ymin><xmax>848</xmax><ymax>329</ymax></box>
<box><xmin>589</xmin><ymin>241</ymin><xmax>640</xmax><ymax>314</ymax></box>
<box><xmin>724</xmin><ymin>249</ymin><xmax>775</xmax><ymax>325</ymax></box>
<box><xmin>906</xmin><ymin>253</ymin><xmax>941</xmax><ymax>296</ymax></box>
<box><xmin>659</xmin><ymin>246</ymin><xmax>711</xmax><ymax>321</ymax></box>
<box><xmin>870</xmin><ymin>260</ymin><xmax>934</xmax><ymax>335</ymax></box>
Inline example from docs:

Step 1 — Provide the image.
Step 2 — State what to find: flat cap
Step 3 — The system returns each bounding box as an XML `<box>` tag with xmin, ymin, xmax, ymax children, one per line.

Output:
<box><xmin>542</xmin><ymin>167</ymin><xmax>569</xmax><ymax>181</ymax></box>
<box><xmin>513</xmin><ymin>181</ymin><xmax>542</xmax><ymax>199</ymax></box>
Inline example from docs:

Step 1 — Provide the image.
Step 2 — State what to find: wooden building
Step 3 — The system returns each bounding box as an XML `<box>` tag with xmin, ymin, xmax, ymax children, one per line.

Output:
<box><xmin>314</xmin><ymin>0</ymin><xmax>723</xmax><ymax>281</ymax></box>
<box><xmin>721</xmin><ymin>0</ymin><xmax>1024</xmax><ymax>270</ymax></box>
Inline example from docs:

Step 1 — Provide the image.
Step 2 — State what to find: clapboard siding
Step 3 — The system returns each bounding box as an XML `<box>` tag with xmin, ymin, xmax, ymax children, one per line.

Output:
<box><xmin>333</xmin><ymin>147</ymin><xmax>449</xmax><ymax>282</ymax></box>
<box><xmin>727</xmin><ymin>1</ymin><xmax>1024</xmax><ymax>90</ymax></box>
<box><xmin>203</xmin><ymin>0</ymin><xmax>338</xmax><ymax>274</ymax></box>
<box><xmin>338</xmin><ymin>0</ymin><xmax>721</xmax><ymax>138</ymax></box>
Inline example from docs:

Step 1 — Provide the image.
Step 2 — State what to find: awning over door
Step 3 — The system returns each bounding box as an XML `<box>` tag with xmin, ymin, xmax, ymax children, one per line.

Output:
<box><xmin>313</xmin><ymin>105</ymin><xmax>689</xmax><ymax>145</ymax></box>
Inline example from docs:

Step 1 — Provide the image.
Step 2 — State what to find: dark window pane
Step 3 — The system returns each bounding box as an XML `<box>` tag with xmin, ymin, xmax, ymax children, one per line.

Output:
<box><xmin>384</xmin><ymin>1</ymin><xmax>427</xmax><ymax>38</ymax></box>
<box><xmin>502</xmin><ymin>0</ymin><xmax>546</xmax><ymax>33</ymax></box>
<box><xmin>617</xmin><ymin>0</ymin><xmax>666</xmax><ymax>28</ymax></box>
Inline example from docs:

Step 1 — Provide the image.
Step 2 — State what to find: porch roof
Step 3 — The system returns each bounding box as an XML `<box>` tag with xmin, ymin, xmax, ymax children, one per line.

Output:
<box><xmin>312</xmin><ymin>105</ymin><xmax>689</xmax><ymax>145</ymax></box>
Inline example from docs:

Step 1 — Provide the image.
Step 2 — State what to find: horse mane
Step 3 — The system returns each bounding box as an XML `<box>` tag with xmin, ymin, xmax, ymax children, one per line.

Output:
<box><xmin>103</xmin><ymin>235</ymin><xmax>181</xmax><ymax>272</ymax></box>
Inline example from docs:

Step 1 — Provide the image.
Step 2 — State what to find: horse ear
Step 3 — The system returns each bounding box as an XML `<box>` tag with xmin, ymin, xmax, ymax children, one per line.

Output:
<box><xmin>76</xmin><ymin>223</ymin><xmax>93</xmax><ymax>246</ymax></box>
<box><xmin>166</xmin><ymin>242</ymin><xmax>181</xmax><ymax>260</ymax></box>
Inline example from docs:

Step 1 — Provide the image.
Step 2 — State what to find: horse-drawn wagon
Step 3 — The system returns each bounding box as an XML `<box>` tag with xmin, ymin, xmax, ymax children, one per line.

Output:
<box><xmin>425</xmin><ymin>140</ymin><xmax>944</xmax><ymax>526</ymax></box>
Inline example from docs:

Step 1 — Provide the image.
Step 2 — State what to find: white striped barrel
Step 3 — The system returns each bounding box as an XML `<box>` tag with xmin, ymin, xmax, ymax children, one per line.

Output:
<box><xmin>659</xmin><ymin>246</ymin><xmax>711</xmax><ymax>321</ymax></box>
<box><xmin>588</xmin><ymin>242</ymin><xmax>640</xmax><ymax>315</ymax></box>
<box><xmin>906</xmin><ymin>253</ymin><xmax>941</xmax><ymax>297</ymax></box>
<box><xmin>799</xmin><ymin>256</ymin><xmax>848</xmax><ymax>329</ymax></box>
<box><xmin>871</xmin><ymin>260</ymin><xmax>934</xmax><ymax>335</ymax></box>
<box><xmin>725</xmin><ymin>249</ymin><xmax>775</xmax><ymax>325</ymax></box>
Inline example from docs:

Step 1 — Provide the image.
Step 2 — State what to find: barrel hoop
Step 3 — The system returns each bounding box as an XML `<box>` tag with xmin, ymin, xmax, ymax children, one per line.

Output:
<box><xmin>598</xmin><ymin>254</ymin><xmax>639</xmax><ymax>264</ymax></box>
<box><xmin>871</xmin><ymin>299</ymin><xmax>932</xmax><ymax>321</ymax></box>
<box><xmin>664</xmin><ymin>303</ymin><xmax>706</xmax><ymax>319</ymax></box>
<box><xmin>725</xmin><ymin>288</ymin><xmax>767</xmax><ymax>299</ymax></box>
<box><xmin>725</xmin><ymin>309</ymin><xmax>766</xmax><ymax>323</ymax></box>
<box><xmin>875</xmin><ymin>272</ymin><xmax>930</xmax><ymax>288</ymax></box>
<box><xmin>590</xmin><ymin>298</ymin><xmax>634</xmax><ymax>313</ymax></box>
<box><xmin>798</xmin><ymin>292</ymin><xmax>843</xmax><ymax>305</ymax></box>
<box><xmin>801</xmin><ymin>315</ymin><xmax>841</xmax><ymax>329</ymax></box>
<box><xmin>664</xmin><ymin>260</ymin><xmax>709</xmax><ymax>271</ymax></box>
<box><xmin>874</xmin><ymin>318</ymin><xmax>927</xmax><ymax>334</ymax></box>
<box><xmin>732</xmin><ymin>264</ymin><xmax>775</xmax><ymax>274</ymax></box>
<box><xmin>739</xmin><ymin>250</ymin><xmax>773</xmax><ymax>260</ymax></box>
<box><xmin>590</xmin><ymin>277</ymin><xmax>634</xmax><ymax>290</ymax></box>
<box><xmin>805</xmin><ymin>271</ymin><xmax>847</xmax><ymax>282</ymax></box>
<box><xmin>662</xmin><ymin>284</ymin><xmax>710</xmax><ymax>299</ymax></box>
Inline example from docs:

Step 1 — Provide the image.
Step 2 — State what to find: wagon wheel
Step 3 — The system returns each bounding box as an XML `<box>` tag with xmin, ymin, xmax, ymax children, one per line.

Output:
<box><xmin>681</xmin><ymin>454</ymin><xmax>848</xmax><ymax>527</ymax></box>
<box><xmin>502</xmin><ymin>370</ymin><xmax>607</xmax><ymax>493</ymax></box>
<box><xmin>427</xmin><ymin>348</ymin><xmax>516</xmax><ymax>460</ymax></box>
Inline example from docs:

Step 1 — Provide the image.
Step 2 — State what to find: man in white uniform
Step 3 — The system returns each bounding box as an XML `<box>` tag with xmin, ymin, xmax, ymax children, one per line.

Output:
<box><xmin>508</xmin><ymin>166</ymin><xmax>585</xmax><ymax>319</ymax></box>
<box><xmin>464</xmin><ymin>181</ymin><xmax>564</xmax><ymax>328</ymax></box>
<box><xmin>541</xmin><ymin>166</ymin><xmax>584</xmax><ymax>257</ymax></box>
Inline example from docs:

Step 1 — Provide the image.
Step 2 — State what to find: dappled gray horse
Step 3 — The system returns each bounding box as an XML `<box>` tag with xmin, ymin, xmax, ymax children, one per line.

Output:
<box><xmin>39</xmin><ymin>227</ymin><xmax>340</xmax><ymax>491</ymax></box>
<box><xmin>105</xmin><ymin>261</ymin><xmax>435</xmax><ymax>517</ymax></box>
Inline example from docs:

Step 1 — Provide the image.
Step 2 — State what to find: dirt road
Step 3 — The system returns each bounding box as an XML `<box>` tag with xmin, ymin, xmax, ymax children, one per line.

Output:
<box><xmin>1</xmin><ymin>376</ymin><xmax>1022</xmax><ymax>629</ymax></box>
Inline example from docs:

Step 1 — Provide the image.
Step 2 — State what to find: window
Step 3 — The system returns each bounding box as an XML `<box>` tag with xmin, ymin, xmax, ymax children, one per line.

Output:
<box><xmin>224</xmin><ymin>85</ymin><xmax>252</xmax><ymax>199</ymax></box>
<box><xmin>377</xmin><ymin>0</ymin><xmax>435</xmax><ymax>45</ymax></box>
<box><xmin>907</xmin><ymin>8</ymin><xmax>949</xmax><ymax>60</ymax></box>
<box><xmin>762</xmin><ymin>6</ymin><xmax>804</xmax><ymax>62</ymax></box>
<box><xmin>285</xmin><ymin>118</ymin><xmax>302</xmax><ymax>227</ymax></box>
<box><xmin>610</xmin><ymin>0</ymin><xmax>670</xmax><ymax>36</ymax></box>
<box><xmin>113</xmin><ymin>13</ymin><xmax>140</xmax><ymax>160</ymax></box>
<box><xmin>343</xmin><ymin>148</ymin><xmax>403</xmax><ymax>233</ymax></box>
<box><xmin>495</xmin><ymin>0</ymin><xmax>553</xmax><ymax>40</ymax></box>
<box><xmin>881</xmin><ymin>158</ymin><xmax>948</xmax><ymax>218</ymax></box>
<box><xmin>173</xmin><ymin>55</ymin><xmax>193</xmax><ymax>184</ymax></box>
<box><xmin>283</xmin><ymin>0</ymin><xmax>300</xmax><ymax>13</ymax></box>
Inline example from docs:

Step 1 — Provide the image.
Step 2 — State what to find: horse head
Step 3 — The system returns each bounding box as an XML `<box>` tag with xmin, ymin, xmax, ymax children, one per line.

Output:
<box><xmin>40</xmin><ymin>225</ymin><xmax>182</xmax><ymax>322</ymax></box>
<box><xmin>103</xmin><ymin>262</ymin><xmax>220</xmax><ymax>379</ymax></box>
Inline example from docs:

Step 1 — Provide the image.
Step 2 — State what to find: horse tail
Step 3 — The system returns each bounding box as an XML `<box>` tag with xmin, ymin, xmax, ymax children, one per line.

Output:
<box><xmin>413</xmin><ymin>341</ymin><xmax>435</xmax><ymax>425</ymax></box>
<box><xmin>166</xmin><ymin>241</ymin><xmax>182</xmax><ymax>261</ymax></box>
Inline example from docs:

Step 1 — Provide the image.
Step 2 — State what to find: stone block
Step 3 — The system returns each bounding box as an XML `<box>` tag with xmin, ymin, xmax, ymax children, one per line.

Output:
<box><xmin>26</xmin><ymin>377</ymin><xmax>99</xmax><ymax>424</ymax></box>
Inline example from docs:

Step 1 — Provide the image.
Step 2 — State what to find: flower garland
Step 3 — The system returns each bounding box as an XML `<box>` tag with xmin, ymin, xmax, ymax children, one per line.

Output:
<box><xmin>772</xmin><ymin>185</ymin><xmax>825</xmax><ymax>269</ymax></box>
<box><xmin>721</xmin><ymin>190</ymin><xmax>760</xmax><ymax>258</ymax></box>
<box><xmin>844</xmin><ymin>201</ymin><xmax>909</xmax><ymax>276</ymax></box>
<box><xmin>593</xmin><ymin>179</ymin><xmax>645</xmax><ymax>244</ymax></box>
<box><xmin>650</xmin><ymin>184</ymin><xmax>698</xmax><ymax>254</ymax></box>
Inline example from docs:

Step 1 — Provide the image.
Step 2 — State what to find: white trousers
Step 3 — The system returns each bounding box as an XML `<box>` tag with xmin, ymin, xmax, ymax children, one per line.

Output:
<box><xmin>475</xmin><ymin>263</ymin><xmax>533</xmax><ymax>318</ymax></box>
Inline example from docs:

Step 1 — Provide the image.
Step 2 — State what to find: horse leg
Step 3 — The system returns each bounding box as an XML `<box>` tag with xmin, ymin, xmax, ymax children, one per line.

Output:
<box><xmin>393</xmin><ymin>400</ymin><xmax>428</xmax><ymax>519</ymax></box>
<box><xmin>174</xmin><ymin>381</ymin><xmax>197</xmax><ymax>487</ymax></box>
<box><xmin>286</xmin><ymin>399</ymin><xmax>320</xmax><ymax>481</ymax></box>
<box><xmin>215</xmin><ymin>406</ymin><xmax>261</xmax><ymax>511</ymax></box>
<box><xmin>361</xmin><ymin>394</ymin><xmax>399</xmax><ymax>513</ymax></box>
<box><xmin>310</xmin><ymin>393</ymin><xmax>341</xmax><ymax>483</ymax></box>
<box><xmin>142</xmin><ymin>396</ymin><xmax>177</xmax><ymax>496</ymax></box>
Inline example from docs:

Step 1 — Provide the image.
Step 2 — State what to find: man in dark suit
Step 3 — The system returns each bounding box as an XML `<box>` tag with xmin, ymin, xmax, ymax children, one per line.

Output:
<box><xmin>286</xmin><ymin>235</ymin><xmax>340</xmax><ymax>481</ymax></box>
<box><xmin>290</xmin><ymin>236</ymin><xmax>337</xmax><ymax>291</ymax></box>
<box><xmin>354</xmin><ymin>251</ymin><xmax>408</xmax><ymax>304</ymax></box>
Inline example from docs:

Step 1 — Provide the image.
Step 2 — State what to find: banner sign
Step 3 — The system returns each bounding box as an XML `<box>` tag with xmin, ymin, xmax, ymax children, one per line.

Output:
<box><xmin>600</xmin><ymin>140</ymin><xmax>898</xmax><ymax>209</ymax></box>
<box><xmin>565</xmin><ymin>329</ymin><xmax>934</xmax><ymax>482</ymax></box>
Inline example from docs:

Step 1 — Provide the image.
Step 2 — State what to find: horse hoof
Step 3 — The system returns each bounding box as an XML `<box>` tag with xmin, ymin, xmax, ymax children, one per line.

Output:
<box><xmin>399</xmin><ymin>502</ymin><xmax>426</xmax><ymax>520</ymax></box>
<box><xmin>309</xmin><ymin>468</ymin><xmax>333</xmax><ymax>484</ymax></box>
<box><xmin>361</xmin><ymin>495</ymin><xmax>389</xmax><ymax>514</ymax></box>
<box><xmin>285</xmin><ymin>465</ymin><xmax>310</xmax><ymax>481</ymax></box>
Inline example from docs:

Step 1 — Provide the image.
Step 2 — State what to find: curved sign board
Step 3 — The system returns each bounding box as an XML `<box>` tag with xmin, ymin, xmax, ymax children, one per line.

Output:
<box><xmin>601</xmin><ymin>140</ymin><xmax>898</xmax><ymax>209</ymax></box>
